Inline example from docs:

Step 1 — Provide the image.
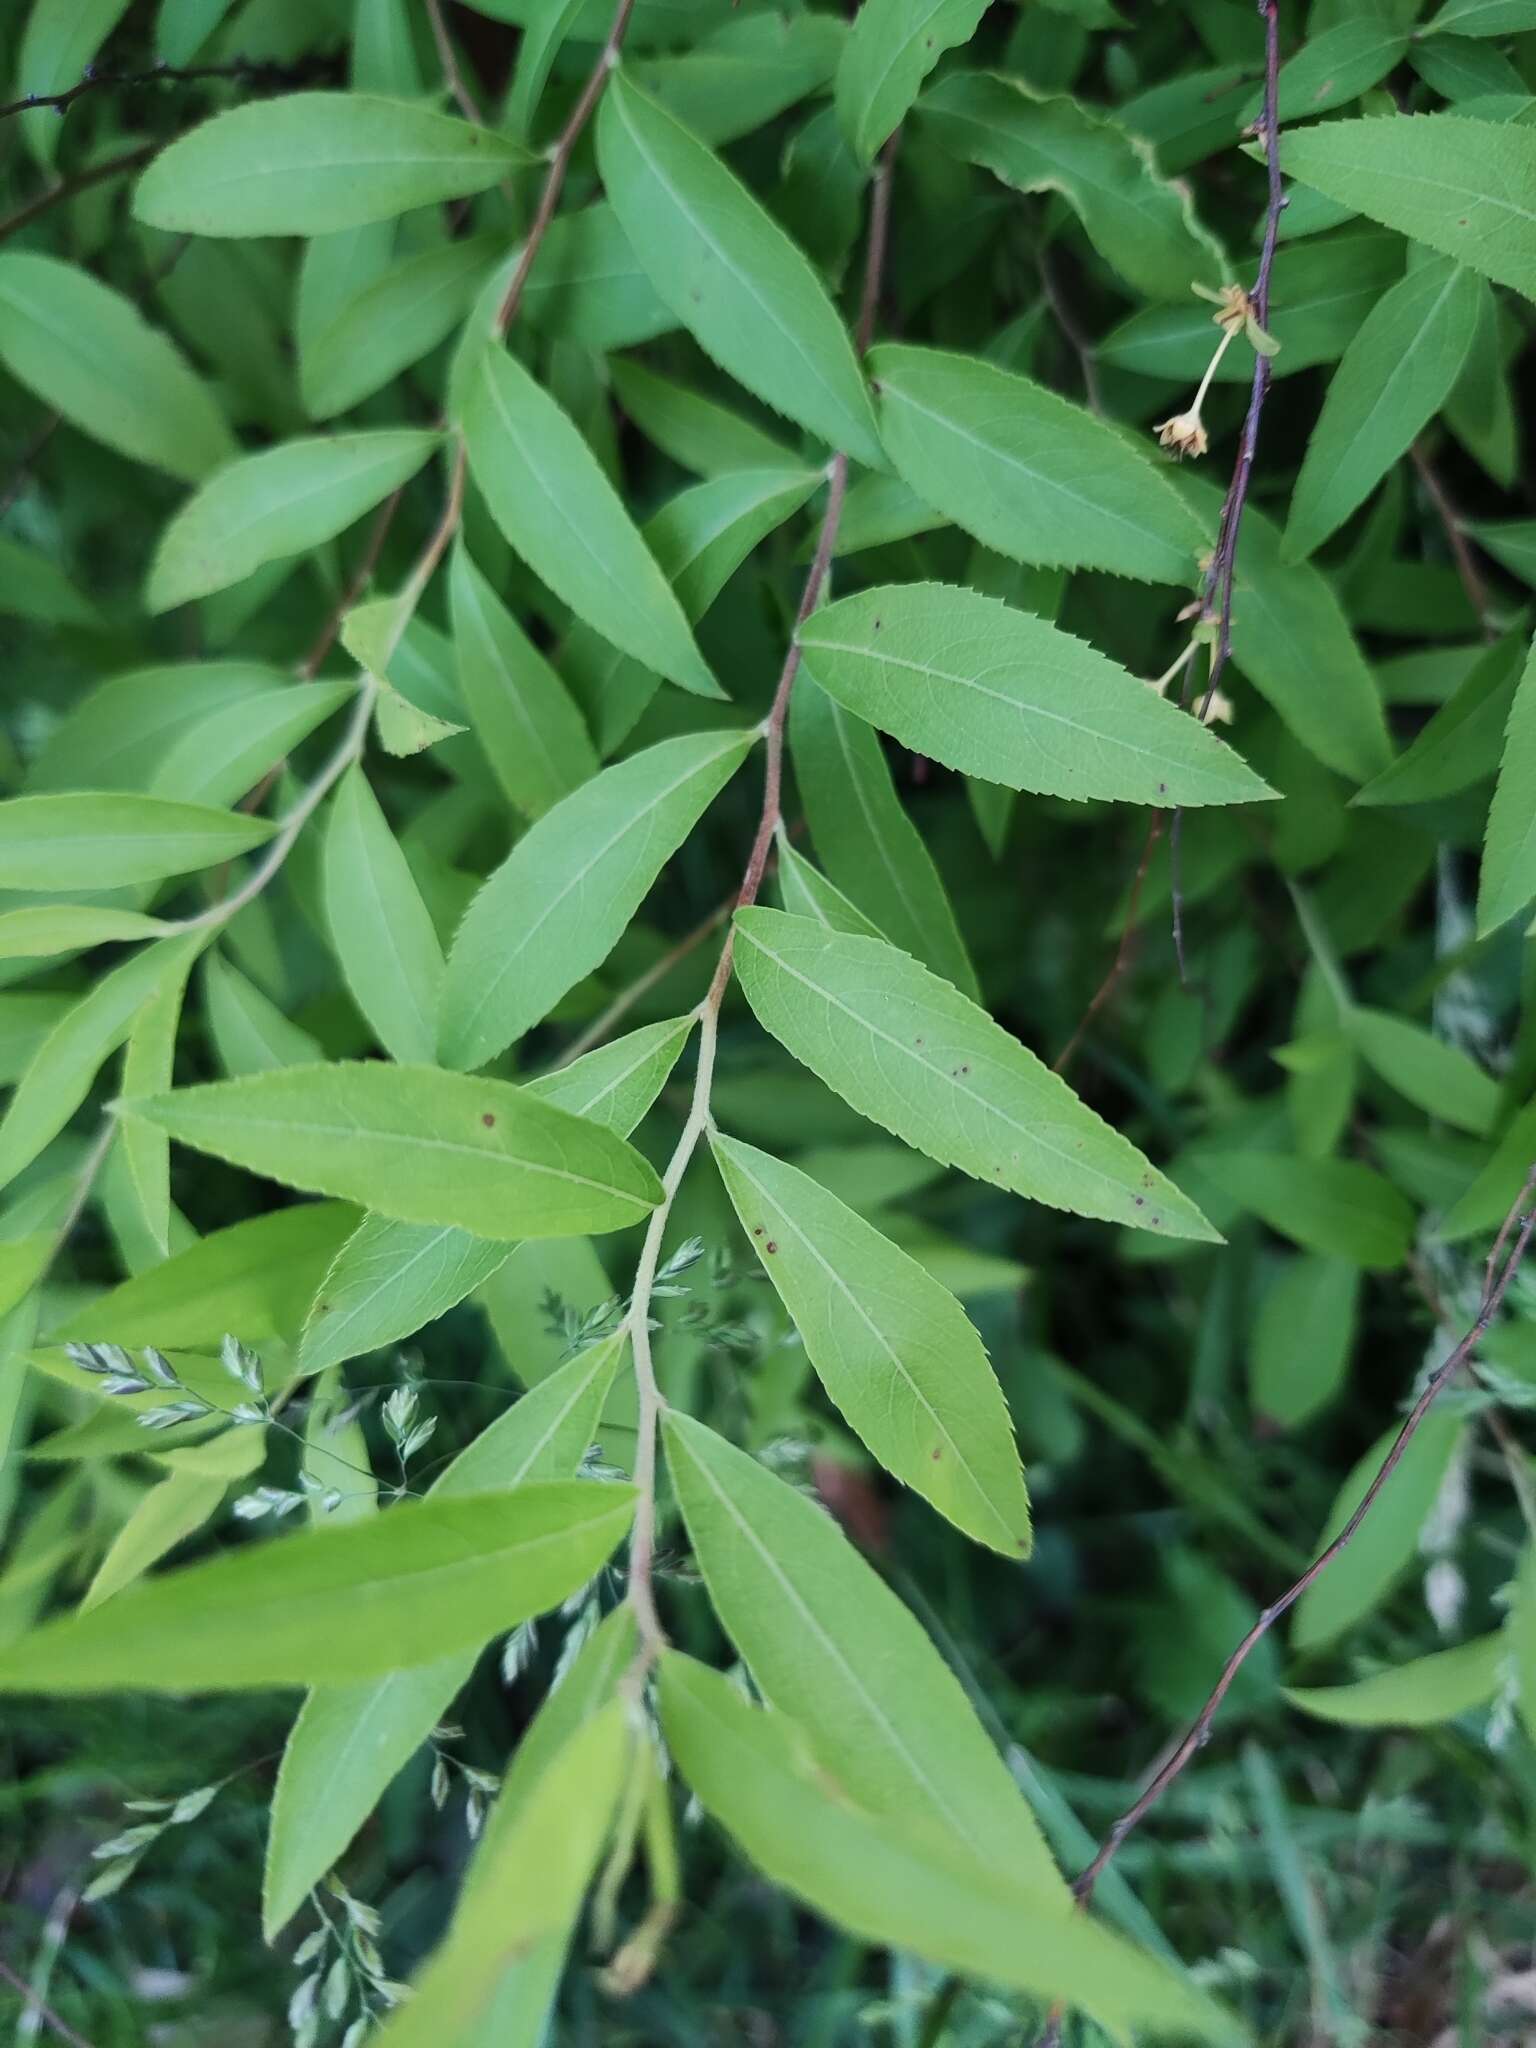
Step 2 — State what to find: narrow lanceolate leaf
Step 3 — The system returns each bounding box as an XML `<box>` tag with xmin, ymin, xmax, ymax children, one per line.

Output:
<box><xmin>133</xmin><ymin>94</ymin><xmax>528</xmax><ymax>236</ymax></box>
<box><xmin>147</xmin><ymin>430</ymin><xmax>440</xmax><ymax>613</ymax></box>
<box><xmin>1281</xmin><ymin>115</ymin><xmax>1536</xmax><ymax>300</ymax></box>
<box><xmin>0</xmin><ymin>793</ymin><xmax>273</xmax><ymax>891</ymax></box>
<box><xmin>294</xmin><ymin>1018</ymin><xmax>692</xmax><ymax>1376</ymax></box>
<box><xmin>798</xmin><ymin>583</ymin><xmax>1274</xmax><ymax>806</ymax></box>
<box><xmin>440</xmin><ymin>729</ymin><xmax>753</xmax><ymax>1070</ymax></box>
<box><xmin>1356</xmin><ymin>630</ymin><xmax>1524</xmax><ymax>809</ymax></box>
<box><xmin>660</xmin><ymin>1654</ymin><xmax>1235</xmax><ymax>2044</ymax></box>
<box><xmin>262</xmin><ymin>1339</ymin><xmax>624</xmax><ymax>1933</ymax></box>
<box><xmin>123</xmin><ymin>1063</ymin><xmax>663</xmax><ymax>1238</ymax></box>
<box><xmin>734</xmin><ymin>911</ymin><xmax>1218</xmax><ymax>1241</ymax></box>
<box><xmin>1201</xmin><ymin>1150</ymin><xmax>1414</xmax><ymax>1269</ymax></box>
<box><xmin>1478</xmin><ymin>638</ymin><xmax>1536</xmax><ymax>936</ymax></box>
<box><xmin>0</xmin><ymin>907</ymin><xmax>168</xmax><ymax>961</ymax></box>
<box><xmin>596</xmin><ymin>71</ymin><xmax>884</xmax><ymax>468</ymax></box>
<box><xmin>1284</xmin><ymin>259</ymin><xmax>1482</xmax><ymax>561</ymax></box>
<box><xmin>663</xmin><ymin>1414</ymin><xmax>1063</xmax><ymax>1893</ymax></box>
<box><xmin>1286</xmin><ymin>1632</ymin><xmax>1505</xmax><ymax>1728</ymax></box>
<box><xmin>920</xmin><ymin>71</ymin><xmax>1222</xmax><ymax>302</ymax></box>
<box><xmin>712</xmin><ymin>1135</ymin><xmax>1031</xmax><ymax>1553</ymax></box>
<box><xmin>776</xmin><ymin>839</ymin><xmax>886</xmax><ymax>938</ymax></box>
<box><xmin>463</xmin><ymin>349</ymin><xmax>717</xmax><ymax>700</ymax></box>
<box><xmin>17</xmin><ymin>0</ymin><xmax>131</xmax><ymax>165</ymax></box>
<box><xmin>450</xmin><ymin>543</ymin><xmax>598</xmax><ymax>818</ymax></box>
<box><xmin>322</xmin><ymin>767</ymin><xmax>444</xmax><ymax>1064</ymax></box>
<box><xmin>119</xmin><ymin>946</ymin><xmax>195</xmax><ymax>1258</ymax></box>
<box><xmin>869</xmin><ymin>345</ymin><xmax>1201</xmax><ymax>584</ymax></box>
<box><xmin>0</xmin><ymin>254</ymin><xmax>233</xmax><ymax>481</ymax></box>
<box><xmin>835</xmin><ymin>0</ymin><xmax>987</xmax><ymax>163</ymax></box>
<box><xmin>0</xmin><ymin>1483</ymin><xmax>635</xmax><ymax>1693</ymax></box>
<box><xmin>302</xmin><ymin>232</ymin><xmax>501</xmax><ymax>419</ymax></box>
<box><xmin>1348</xmin><ymin>1007</ymin><xmax>1499</xmax><ymax>1135</ymax></box>
<box><xmin>791</xmin><ymin>678</ymin><xmax>978</xmax><ymax>997</ymax></box>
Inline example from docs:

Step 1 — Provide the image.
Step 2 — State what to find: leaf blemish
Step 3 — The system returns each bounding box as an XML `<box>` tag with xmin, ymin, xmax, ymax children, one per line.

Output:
<box><xmin>481</xmin><ymin>1112</ymin><xmax>496</xmax><ymax>1127</ymax></box>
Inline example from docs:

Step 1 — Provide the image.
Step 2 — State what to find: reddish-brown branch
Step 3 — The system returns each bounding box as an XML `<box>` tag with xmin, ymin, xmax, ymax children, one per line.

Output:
<box><xmin>1410</xmin><ymin>441</ymin><xmax>1495</xmax><ymax>640</ymax></box>
<box><xmin>296</xmin><ymin>485</ymin><xmax>407</xmax><ymax>681</ymax></box>
<box><xmin>1052</xmin><ymin>812</ymin><xmax>1165</xmax><ymax>1076</ymax></box>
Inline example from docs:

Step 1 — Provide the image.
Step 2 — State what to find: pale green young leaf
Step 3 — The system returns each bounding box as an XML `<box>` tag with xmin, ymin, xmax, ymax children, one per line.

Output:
<box><xmin>51</xmin><ymin>1202</ymin><xmax>358</xmax><ymax>1350</ymax></box>
<box><xmin>1354</xmin><ymin>630</ymin><xmax>1525</xmax><ymax>807</ymax></box>
<box><xmin>440</xmin><ymin>729</ymin><xmax>753</xmax><ymax>1070</ymax></box>
<box><xmin>262</xmin><ymin>1339</ymin><xmax>624</xmax><ymax>1933</ymax></box>
<box><xmin>450</xmin><ymin>544</ymin><xmax>598</xmax><ymax>819</ymax></box>
<box><xmin>610</xmin><ymin>356</ymin><xmax>793</xmax><ymax>476</ymax></box>
<box><xmin>133</xmin><ymin>94</ymin><xmax>528</xmax><ymax>236</ymax></box>
<box><xmin>0</xmin><ymin>253</ymin><xmax>233</xmax><ymax>481</ymax></box>
<box><xmin>147</xmin><ymin>429</ymin><xmax>439</xmax><ymax>613</ymax></box>
<box><xmin>1281</xmin><ymin>115</ymin><xmax>1536</xmax><ymax>300</ymax></box>
<box><xmin>0</xmin><ymin>907</ymin><xmax>169</xmax><ymax>963</ymax></box>
<box><xmin>204</xmin><ymin>952</ymin><xmax>322</xmax><ymax>1077</ymax></box>
<box><xmin>712</xmin><ymin>1134</ymin><xmax>1031</xmax><ymax>1553</ymax></box>
<box><xmin>322</xmin><ymin>766</ymin><xmax>444</xmax><ymax>1064</ymax></box>
<box><xmin>662</xmin><ymin>1413</ymin><xmax>1061</xmax><ymax>1890</ymax></box>
<box><xmin>791</xmin><ymin>678</ymin><xmax>978</xmax><ymax>996</ymax></box>
<box><xmin>0</xmin><ymin>1482</ymin><xmax>635</xmax><ymax>1692</ymax></box>
<box><xmin>869</xmin><ymin>345</ymin><xmax>1201</xmax><ymax>584</ymax></box>
<box><xmin>82</xmin><ymin>1433</ymin><xmax>265</xmax><ymax>1611</ymax></box>
<box><xmin>1292</xmin><ymin>1411</ymin><xmax>1465</xmax><ymax>1650</ymax></box>
<box><xmin>920</xmin><ymin>71</ymin><xmax>1223</xmax><ymax>302</ymax></box>
<box><xmin>835</xmin><ymin>0</ymin><xmax>987</xmax><ymax>163</ymax></box>
<box><xmin>302</xmin><ymin>232</ymin><xmax>501</xmax><ymax>419</ymax></box>
<box><xmin>734</xmin><ymin>910</ymin><xmax>1218</xmax><ymax>1240</ymax></box>
<box><xmin>776</xmin><ymin>839</ymin><xmax>886</xmax><ymax>939</ymax></box>
<box><xmin>294</xmin><ymin>1018</ymin><xmax>691</xmax><ymax>1376</ymax></box>
<box><xmin>1348</xmin><ymin>1006</ymin><xmax>1499</xmax><ymax>1134</ymax></box>
<box><xmin>1249</xmin><ymin>1255</ymin><xmax>1360</xmax><ymax>1429</ymax></box>
<box><xmin>660</xmin><ymin>1653</ymin><xmax>1236</xmax><ymax>2043</ymax></box>
<box><xmin>124</xmin><ymin>1062</ymin><xmax>663</xmax><ymax>1238</ymax></box>
<box><xmin>1478</xmin><ymin>637</ymin><xmax>1536</xmax><ymax>935</ymax></box>
<box><xmin>0</xmin><ymin>793</ymin><xmax>274</xmax><ymax>891</ymax></box>
<box><xmin>1201</xmin><ymin>1150</ymin><xmax>1412</xmax><ymax>1268</ymax></box>
<box><xmin>596</xmin><ymin>71</ymin><xmax>884</xmax><ymax>468</ymax></box>
<box><xmin>462</xmin><ymin>348</ymin><xmax>719</xmax><ymax>699</ymax></box>
<box><xmin>1286</xmin><ymin>1632</ymin><xmax>1505</xmax><ymax>1727</ymax></box>
<box><xmin>798</xmin><ymin>581</ymin><xmax>1274</xmax><ymax>805</ymax></box>
<box><xmin>1284</xmin><ymin>259</ymin><xmax>1482</xmax><ymax>561</ymax></box>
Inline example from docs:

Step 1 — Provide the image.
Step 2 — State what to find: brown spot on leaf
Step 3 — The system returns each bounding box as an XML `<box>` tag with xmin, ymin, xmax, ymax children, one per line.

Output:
<box><xmin>765</xmin><ymin>1240</ymin><xmax>778</xmax><ymax>1254</ymax></box>
<box><xmin>481</xmin><ymin>1112</ymin><xmax>496</xmax><ymax>1128</ymax></box>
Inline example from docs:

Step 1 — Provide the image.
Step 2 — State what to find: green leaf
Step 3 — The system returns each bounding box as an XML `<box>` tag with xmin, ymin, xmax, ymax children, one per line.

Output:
<box><xmin>791</xmin><ymin>677</ymin><xmax>978</xmax><ymax>996</ymax></box>
<box><xmin>1348</xmin><ymin>1007</ymin><xmax>1500</xmax><ymax>1134</ymax></box>
<box><xmin>1478</xmin><ymin>637</ymin><xmax>1536</xmax><ymax>934</ymax></box>
<box><xmin>776</xmin><ymin>839</ymin><xmax>886</xmax><ymax>938</ymax></box>
<box><xmin>1286</xmin><ymin>1631</ymin><xmax>1505</xmax><ymax>1727</ymax></box>
<box><xmin>261</xmin><ymin>1338</ymin><xmax>624</xmax><ymax>1933</ymax></box>
<box><xmin>440</xmin><ymin>729</ymin><xmax>753</xmax><ymax>1070</ymax></box>
<box><xmin>119</xmin><ymin>942</ymin><xmax>196</xmax><ymax>1257</ymax></box>
<box><xmin>734</xmin><ymin>909</ymin><xmax>1218</xmax><ymax>1240</ymax></box>
<box><xmin>204</xmin><ymin>953</ymin><xmax>322</xmax><ymax>1076</ymax></box>
<box><xmin>294</xmin><ymin>1017</ymin><xmax>691</xmax><ymax>1377</ymax></box>
<box><xmin>123</xmin><ymin>1062</ymin><xmax>663</xmax><ymax>1239</ymax></box>
<box><xmin>450</xmin><ymin>543</ymin><xmax>598</xmax><ymax>818</ymax></box>
<box><xmin>1284</xmin><ymin>259</ymin><xmax>1483</xmax><ymax>561</ymax></box>
<box><xmin>798</xmin><ymin>581</ymin><xmax>1274</xmax><ymax>806</ymax></box>
<box><xmin>322</xmin><ymin>766</ymin><xmax>445</xmax><ymax>1064</ymax></box>
<box><xmin>1249</xmin><ymin>1255</ymin><xmax>1359</xmax><ymax>1429</ymax></box>
<box><xmin>147</xmin><ymin>429</ymin><xmax>439</xmax><ymax>613</ymax></box>
<box><xmin>631</xmin><ymin>12</ymin><xmax>847</xmax><ymax>146</ymax></box>
<box><xmin>0</xmin><ymin>537</ymin><xmax>98</xmax><ymax>628</ymax></box>
<box><xmin>868</xmin><ymin>345</ymin><xmax>1200</xmax><ymax>584</ymax></box>
<box><xmin>596</xmin><ymin>71</ymin><xmax>884</xmax><ymax>468</ymax></box>
<box><xmin>462</xmin><ymin>347</ymin><xmax>718</xmax><ymax>700</ymax></box>
<box><xmin>133</xmin><ymin>94</ymin><xmax>528</xmax><ymax>236</ymax></box>
<box><xmin>301</xmin><ymin>232</ymin><xmax>501</xmax><ymax>419</ymax></box>
<box><xmin>83</xmin><ymin>1432</ymin><xmax>265</xmax><ymax>1611</ymax></box>
<box><xmin>151</xmin><ymin>681</ymin><xmax>356</xmax><ymax>811</ymax></box>
<box><xmin>51</xmin><ymin>1203</ymin><xmax>359</xmax><ymax>1350</ymax></box>
<box><xmin>1353</xmin><ymin>630</ymin><xmax>1525</xmax><ymax>807</ymax></box>
<box><xmin>16</xmin><ymin>0</ymin><xmax>130</xmax><ymax>165</ymax></box>
<box><xmin>919</xmin><ymin>71</ymin><xmax>1222</xmax><ymax>302</ymax></box>
<box><xmin>610</xmin><ymin>357</ymin><xmax>793</xmax><ymax>475</ymax></box>
<box><xmin>1281</xmin><ymin>115</ymin><xmax>1536</xmax><ymax>301</ymax></box>
<box><xmin>1201</xmin><ymin>1150</ymin><xmax>1412</xmax><ymax>1268</ymax></box>
<box><xmin>26</xmin><ymin>659</ymin><xmax>288</xmax><ymax>793</ymax></box>
<box><xmin>1291</xmin><ymin>1409</ymin><xmax>1465</xmax><ymax>1650</ymax></box>
<box><xmin>1256</xmin><ymin>17</ymin><xmax>1410</xmax><ymax>125</ymax></box>
<box><xmin>520</xmin><ymin>201</ymin><xmax>677</xmax><ymax>352</ymax></box>
<box><xmin>0</xmin><ymin>792</ymin><xmax>273</xmax><ymax>892</ymax></box>
<box><xmin>0</xmin><ymin>1481</ymin><xmax>635</xmax><ymax>1692</ymax></box>
<box><xmin>1424</xmin><ymin>0</ymin><xmax>1536</xmax><ymax>30</ymax></box>
<box><xmin>1469</xmin><ymin>520</ymin><xmax>1536</xmax><ymax>587</ymax></box>
<box><xmin>712</xmin><ymin>1133</ymin><xmax>1030</xmax><ymax>1552</ymax></box>
<box><xmin>835</xmin><ymin>0</ymin><xmax>987</xmax><ymax>163</ymax></box>
<box><xmin>0</xmin><ymin>253</ymin><xmax>233</xmax><ymax>481</ymax></box>
<box><xmin>660</xmin><ymin>1653</ymin><xmax>1236</xmax><ymax>2044</ymax></box>
<box><xmin>662</xmin><ymin>1413</ymin><xmax>1061</xmax><ymax>1889</ymax></box>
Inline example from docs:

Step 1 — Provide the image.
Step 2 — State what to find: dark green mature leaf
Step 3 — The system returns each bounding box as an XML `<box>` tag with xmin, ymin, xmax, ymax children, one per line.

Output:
<box><xmin>1355</xmin><ymin>630</ymin><xmax>1525</xmax><ymax>807</ymax></box>
<box><xmin>440</xmin><ymin>730</ymin><xmax>752</xmax><ymax>1069</ymax></box>
<box><xmin>463</xmin><ymin>347</ymin><xmax>718</xmax><ymax>700</ymax></box>
<box><xmin>123</xmin><ymin>1063</ymin><xmax>663</xmax><ymax>1238</ymax></box>
<box><xmin>597</xmin><ymin>71</ymin><xmax>884</xmax><ymax>467</ymax></box>
<box><xmin>1281</xmin><ymin>115</ymin><xmax>1536</xmax><ymax>299</ymax></box>
<box><xmin>1249</xmin><ymin>1255</ymin><xmax>1360</xmax><ymax>1428</ymax></box>
<box><xmin>0</xmin><ymin>253</ymin><xmax>234</xmax><ymax>481</ymax></box>
<box><xmin>0</xmin><ymin>793</ymin><xmax>273</xmax><ymax>891</ymax></box>
<box><xmin>1479</xmin><ymin>636</ymin><xmax>1536</xmax><ymax>934</ymax></box>
<box><xmin>734</xmin><ymin>910</ymin><xmax>1218</xmax><ymax>1239</ymax></box>
<box><xmin>0</xmin><ymin>1483</ymin><xmax>635</xmax><ymax>1692</ymax></box>
<box><xmin>1422</xmin><ymin>0</ymin><xmax>1536</xmax><ymax>32</ymax></box>
<box><xmin>1469</xmin><ymin>521</ymin><xmax>1536</xmax><ymax>587</ymax></box>
<box><xmin>134</xmin><ymin>95</ymin><xmax>528</xmax><ymax>236</ymax></box>
<box><xmin>835</xmin><ymin>0</ymin><xmax>988</xmax><ymax>163</ymax></box>
<box><xmin>798</xmin><ymin>582</ymin><xmax>1274</xmax><ymax>805</ymax></box>
<box><xmin>869</xmin><ymin>345</ymin><xmax>1201</xmax><ymax>584</ymax></box>
<box><xmin>633</xmin><ymin>11</ymin><xmax>847</xmax><ymax>145</ymax></box>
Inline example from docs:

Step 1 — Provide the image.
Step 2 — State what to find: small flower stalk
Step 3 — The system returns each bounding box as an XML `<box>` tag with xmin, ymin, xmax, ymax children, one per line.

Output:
<box><xmin>1153</xmin><ymin>281</ymin><xmax>1280</xmax><ymax>461</ymax></box>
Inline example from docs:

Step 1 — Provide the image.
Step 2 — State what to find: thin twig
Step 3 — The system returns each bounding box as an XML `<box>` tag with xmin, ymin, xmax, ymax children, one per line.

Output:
<box><xmin>556</xmin><ymin>898</ymin><xmax>733</xmax><ymax>1068</ymax></box>
<box><xmin>0</xmin><ymin>142</ymin><xmax>155</xmax><ymax>245</ymax></box>
<box><xmin>1036</xmin><ymin>246</ymin><xmax>1103</xmax><ymax>416</ymax></box>
<box><xmin>0</xmin><ymin>51</ymin><xmax>339</xmax><ymax>124</ymax></box>
<box><xmin>1410</xmin><ymin>442</ymin><xmax>1495</xmax><ymax>640</ymax></box>
<box><xmin>297</xmin><ymin>485</ymin><xmax>406</xmax><ymax>680</ymax></box>
<box><xmin>0</xmin><ymin>1945</ymin><xmax>96</xmax><ymax>2048</ymax></box>
<box><xmin>424</xmin><ymin>0</ymin><xmax>486</xmax><ymax>126</ymax></box>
